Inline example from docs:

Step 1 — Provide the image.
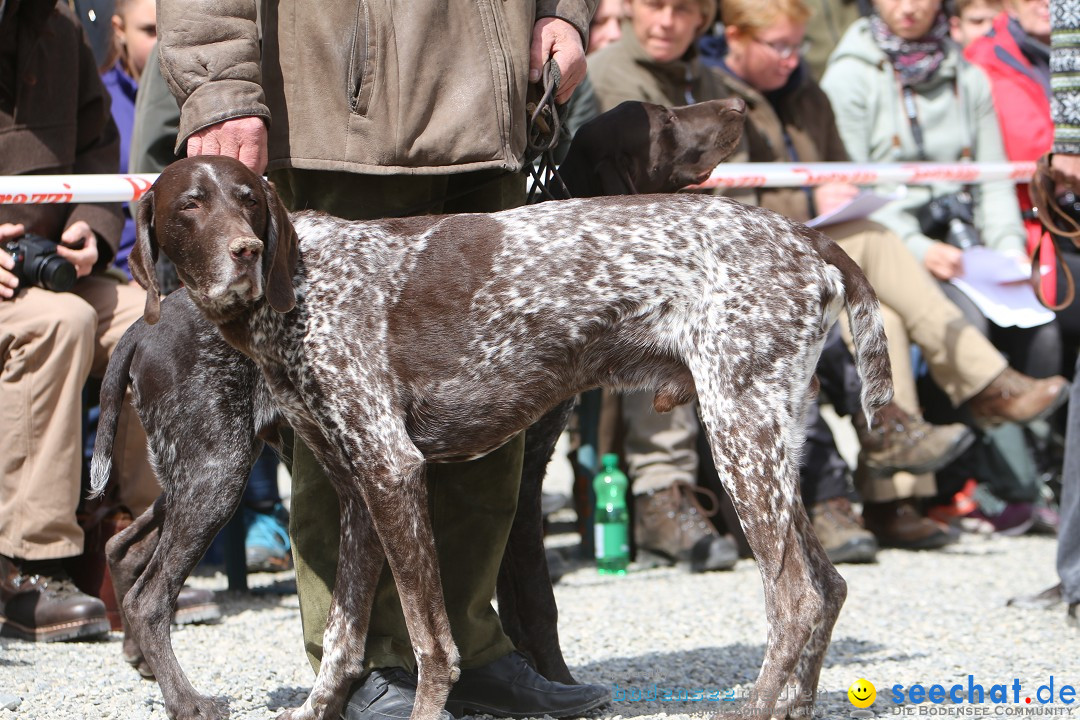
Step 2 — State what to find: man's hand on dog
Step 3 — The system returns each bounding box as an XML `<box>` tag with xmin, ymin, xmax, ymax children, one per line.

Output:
<box><xmin>187</xmin><ymin>116</ymin><xmax>269</xmax><ymax>174</ymax></box>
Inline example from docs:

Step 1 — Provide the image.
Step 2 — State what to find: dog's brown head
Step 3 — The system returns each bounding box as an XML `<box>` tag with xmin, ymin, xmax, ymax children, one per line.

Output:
<box><xmin>131</xmin><ymin>156</ymin><xmax>298</xmax><ymax>325</ymax></box>
<box><xmin>559</xmin><ymin>98</ymin><xmax>746</xmax><ymax>197</ymax></box>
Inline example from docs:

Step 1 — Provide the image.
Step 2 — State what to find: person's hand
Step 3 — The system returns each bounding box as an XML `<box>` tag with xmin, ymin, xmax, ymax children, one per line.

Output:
<box><xmin>923</xmin><ymin>241</ymin><xmax>964</xmax><ymax>280</ymax></box>
<box><xmin>187</xmin><ymin>116</ymin><xmax>268</xmax><ymax>174</ymax></box>
<box><xmin>56</xmin><ymin>221</ymin><xmax>99</xmax><ymax>279</ymax></box>
<box><xmin>1050</xmin><ymin>152</ymin><xmax>1080</xmax><ymax>194</ymax></box>
<box><xmin>530</xmin><ymin>17</ymin><xmax>586</xmax><ymax>104</ymax></box>
<box><xmin>812</xmin><ymin>182</ymin><xmax>860</xmax><ymax>217</ymax></box>
<box><xmin>0</xmin><ymin>223</ymin><xmax>26</xmax><ymax>301</ymax></box>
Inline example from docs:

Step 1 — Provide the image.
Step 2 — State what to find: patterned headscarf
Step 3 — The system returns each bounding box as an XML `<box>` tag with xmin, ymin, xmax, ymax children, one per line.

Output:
<box><xmin>869</xmin><ymin>10</ymin><xmax>951</xmax><ymax>87</ymax></box>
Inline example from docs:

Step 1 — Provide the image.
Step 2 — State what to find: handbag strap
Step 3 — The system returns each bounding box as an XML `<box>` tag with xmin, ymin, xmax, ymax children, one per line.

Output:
<box><xmin>1025</xmin><ymin>152</ymin><xmax>1078</xmax><ymax>310</ymax></box>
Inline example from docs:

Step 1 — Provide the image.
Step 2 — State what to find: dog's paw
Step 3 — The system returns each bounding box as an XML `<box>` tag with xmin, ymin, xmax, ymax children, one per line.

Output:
<box><xmin>173</xmin><ymin>694</ymin><xmax>228</xmax><ymax>720</ymax></box>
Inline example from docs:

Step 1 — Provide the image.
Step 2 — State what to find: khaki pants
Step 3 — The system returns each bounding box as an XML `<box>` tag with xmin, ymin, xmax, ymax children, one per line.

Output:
<box><xmin>827</xmin><ymin>219</ymin><xmax>1008</xmax><ymax>501</ymax></box>
<box><xmin>621</xmin><ymin>390</ymin><xmax>698</xmax><ymax>495</ymax></box>
<box><xmin>0</xmin><ymin>275</ymin><xmax>158</xmax><ymax>561</ymax></box>
<box><xmin>271</xmin><ymin>167</ymin><xmax>524</xmax><ymax>674</ymax></box>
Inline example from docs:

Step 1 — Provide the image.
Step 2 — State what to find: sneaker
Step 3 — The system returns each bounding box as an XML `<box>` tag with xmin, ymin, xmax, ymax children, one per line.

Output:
<box><xmin>0</xmin><ymin>556</ymin><xmax>110</xmax><ymax>642</ymax></box>
<box><xmin>862</xmin><ymin>498</ymin><xmax>955</xmax><ymax>550</ymax></box>
<box><xmin>808</xmin><ymin>497</ymin><xmax>878</xmax><ymax>564</ymax></box>
<box><xmin>634</xmin><ymin>482</ymin><xmax>739</xmax><ymax>572</ymax></box>
<box><xmin>927</xmin><ymin>479</ymin><xmax>996</xmax><ymax>535</ymax></box>
<box><xmin>967</xmin><ymin>369</ymin><xmax>1070</xmax><ymax>429</ymax></box>
<box><xmin>244</xmin><ymin>503</ymin><xmax>292</xmax><ymax>573</ymax></box>
<box><xmin>855</xmin><ymin>403</ymin><xmax>975</xmax><ymax>476</ymax></box>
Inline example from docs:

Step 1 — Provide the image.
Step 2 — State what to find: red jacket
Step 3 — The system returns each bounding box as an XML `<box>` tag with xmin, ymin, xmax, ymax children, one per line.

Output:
<box><xmin>966</xmin><ymin>12</ymin><xmax>1055</xmax><ymax>299</ymax></box>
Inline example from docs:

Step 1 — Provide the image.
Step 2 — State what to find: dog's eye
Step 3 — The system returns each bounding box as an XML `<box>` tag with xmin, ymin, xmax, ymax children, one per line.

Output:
<box><xmin>179</xmin><ymin>200</ymin><xmax>200</xmax><ymax>211</ymax></box>
<box><xmin>243</xmin><ymin>196</ymin><xmax>258</xmax><ymax>207</ymax></box>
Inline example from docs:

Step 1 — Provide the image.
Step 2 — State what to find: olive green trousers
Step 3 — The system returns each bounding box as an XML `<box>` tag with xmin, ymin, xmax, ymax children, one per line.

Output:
<box><xmin>271</xmin><ymin>167</ymin><xmax>525</xmax><ymax>674</ymax></box>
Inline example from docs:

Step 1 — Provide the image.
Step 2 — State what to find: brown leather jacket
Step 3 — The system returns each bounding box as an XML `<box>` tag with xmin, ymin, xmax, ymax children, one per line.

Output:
<box><xmin>158</xmin><ymin>0</ymin><xmax>596</xmax><ymax>176</ymax></box>
<box><xmin>0</xmin><ymin>0</ymin><xmax>122</xmax><ymax>261</ymax></box>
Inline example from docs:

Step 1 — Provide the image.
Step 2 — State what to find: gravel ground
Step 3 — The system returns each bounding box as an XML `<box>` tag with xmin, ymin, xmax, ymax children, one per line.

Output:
<box><xmin>1</xmin><ymin>528</ymin><xmax>1075</xmax><ymax>720</ymax></box>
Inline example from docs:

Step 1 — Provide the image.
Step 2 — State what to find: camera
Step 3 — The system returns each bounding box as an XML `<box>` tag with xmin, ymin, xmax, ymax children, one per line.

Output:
<box><xmin>2</xmin><ymin>233</ymin><xmax>77</xmax><ymax>293</ymax></box>
<box><xmin>916</xmin><ymin>190</ymin><xmax>982</xmax><ymax>250</ymax></box>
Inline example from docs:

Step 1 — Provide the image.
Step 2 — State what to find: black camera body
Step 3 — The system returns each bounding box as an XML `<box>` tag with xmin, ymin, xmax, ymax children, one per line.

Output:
<box><xmin>917</xmin><ymin>190</ymin><xmax>982</xmax><ymax>250</ymax></box>
<box><xmin>2</xmin><ymin>233</ymin><xmax>77</xmax><ymax>293</ymax></box>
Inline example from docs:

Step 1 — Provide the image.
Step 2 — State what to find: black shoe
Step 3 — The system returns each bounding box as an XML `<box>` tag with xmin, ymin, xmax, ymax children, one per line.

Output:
<box><xmin>342</xmin><ymin>668</ymin><xmax>452</xmax><ymax>720</ymax></box>
<box><xmin>445</xmin><ymin>652</ymin><xmax>610</xmax><ymax>719</ymax></box>
<box><xmin>1068</xmin><ymin>602</ymin><xmax>1078</xmax><ymax>629</ymax></box>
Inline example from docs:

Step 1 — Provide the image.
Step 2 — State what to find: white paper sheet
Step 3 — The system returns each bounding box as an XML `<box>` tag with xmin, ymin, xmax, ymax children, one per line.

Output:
<box><xmin>949</xmin><ymin>247</ymin><xmax>1055</xmax><ymax>329</ymax></box>
<box><xmin>806</xmin><ymin>189</ymin><xmax>904</xmax><ymax>228</ymax></box>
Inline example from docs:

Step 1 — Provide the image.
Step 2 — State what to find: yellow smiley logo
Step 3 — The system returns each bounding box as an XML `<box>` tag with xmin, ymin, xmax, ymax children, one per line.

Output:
<box><xmin>848</xmin><ymin>679</ymin><xmax>876</xmax><ymax>708</ymax></box>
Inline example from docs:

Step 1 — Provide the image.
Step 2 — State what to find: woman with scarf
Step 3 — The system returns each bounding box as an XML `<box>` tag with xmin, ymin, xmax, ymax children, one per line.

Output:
<box><xmin>821</xmin><ymin>0</ymin><xmax>1063</xmax><ymax>382</ymax></box>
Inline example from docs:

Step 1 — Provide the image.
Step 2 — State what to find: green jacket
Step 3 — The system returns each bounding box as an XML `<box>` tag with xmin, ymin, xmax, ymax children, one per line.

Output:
<box><xmin>157</xmin><ymin>0</ymin><xmax>596</xmax><ymax>176</ymax></box>
<box><xmin>820</xmin><ymin>18</ymin><xmax>1025</xmax><ymax>260</ymax></box>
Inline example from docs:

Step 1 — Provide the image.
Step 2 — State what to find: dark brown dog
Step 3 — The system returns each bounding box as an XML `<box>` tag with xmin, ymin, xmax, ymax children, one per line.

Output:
<box><xmin>92</xmin><ymin>99</ymin><xmax>748</xmax><ymax>720</ymax></box>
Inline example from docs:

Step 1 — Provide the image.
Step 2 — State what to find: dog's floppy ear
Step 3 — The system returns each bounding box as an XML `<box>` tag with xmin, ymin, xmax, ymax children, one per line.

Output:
<box><xmin>131</xmin><ymin>190</ymin><xmax>162</xmax><ymax>324</ymax></box>
<box><xmin>260</xmin><ymin>177</ymin><xmax>297</xmax><ymax>314</ymax></box>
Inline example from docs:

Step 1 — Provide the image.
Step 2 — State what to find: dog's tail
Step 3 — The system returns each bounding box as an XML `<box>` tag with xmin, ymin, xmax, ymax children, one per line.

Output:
<box><xmin>89</xmin><ymin>320</ymin><xmax>142</xmax><ymax>498</ymax></box>
<box><xmin>810</xmin><ymin>231</ymin><xmax>893</xmax><ymax>423</ymax></box>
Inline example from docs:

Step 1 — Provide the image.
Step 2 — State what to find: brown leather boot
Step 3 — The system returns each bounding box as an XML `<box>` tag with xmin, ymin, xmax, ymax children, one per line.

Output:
<box><xmin>808</xmin><ymin>497</ymin><xmax>878</xmax><ymax>564</ymax></box>
<box><xmin>967</xmin><ymin>368</ymin><xmax>1069</xmax><ymax>428</ymax></box>
<box><xmin>173</xmin><ymin>586</ymin><xmax>221</xmax><ymax>626</ymax></box>
<box><xmin>861</xmin><ymin>499</ymin><xmax>954</xmax><ymax>550</ymax></box>
<box><xmin>0</xmin><ymin>555</ymin><xmax>110</xmax><ymax>642</ymax></box>
<box><xmin>854</xmin><ymin>402</ymin><xmax>974</xmax><ymax>476</ymax></box>
<box><xmin>634</xmin><ymin>482</ymin><xmax>738</xmax><ymax>572</ymax></box>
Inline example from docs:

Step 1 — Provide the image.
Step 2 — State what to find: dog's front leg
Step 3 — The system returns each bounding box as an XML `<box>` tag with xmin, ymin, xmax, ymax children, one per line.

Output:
<box><xmin>278</xmin><ymin>451</ymin><xmax>385</xmax><ymax>720</ymax></box>
<box><xmin>363</xmin><ymin>443</ymin><xmax>459</xmax><ymax>720</ymax></box>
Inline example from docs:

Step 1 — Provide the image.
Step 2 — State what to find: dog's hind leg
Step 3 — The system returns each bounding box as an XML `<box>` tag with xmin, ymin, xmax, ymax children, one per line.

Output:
<box><xmin>497</xmin><ymin>398</ymin><xmax>577</xmax><ymax>684</ymax></box>
<box><xmin>694</xmin><ymin>381</ymin><xmax>843</xmax><ymax>720</ymax></box>
<box><xmin>105</xmin><ymin>498</ymin><xmax>164</xmax><ymax>678</ymax></box>
<box><xmin>122</xmin><ymin>454</ymin><xmax>255</xmax><ymax>720</ymax></box>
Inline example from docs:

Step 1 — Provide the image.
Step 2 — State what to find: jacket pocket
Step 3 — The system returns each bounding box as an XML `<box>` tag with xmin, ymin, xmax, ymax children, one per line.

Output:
<box><xmin>347</xmin><ymin>0</ymin><xmax>375</xmax><ymax>116</ymax></box>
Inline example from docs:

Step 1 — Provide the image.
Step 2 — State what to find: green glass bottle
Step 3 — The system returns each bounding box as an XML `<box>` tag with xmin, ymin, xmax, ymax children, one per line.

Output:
<box><xmin>592</xmin><ymin>453</ymin><xmax>629</xmax><ymax>575</ymax></box>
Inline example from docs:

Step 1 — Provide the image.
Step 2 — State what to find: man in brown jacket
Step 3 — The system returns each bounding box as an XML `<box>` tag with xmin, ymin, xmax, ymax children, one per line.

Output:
<box><xmin>156</xmin><ymin>2</ymin><xmax>609</xmax><ymax>719</ymax></box>
<box><xmin>0</xmin><ymin>0</ymin><xmax>163</xmax><ymax>642</ymax></box>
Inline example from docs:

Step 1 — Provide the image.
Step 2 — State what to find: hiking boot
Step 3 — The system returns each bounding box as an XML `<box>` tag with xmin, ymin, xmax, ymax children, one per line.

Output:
<box><xmin>0</xmin><ymin>555</ymin><xmax>110</xmax><ymax>642</ymax></box>
<box><xmin>174</xmin><ymin>586</ymin><xmax>221</xmax><ymax>625</ymax></box>
<box><xmin>634</xmin><ymin>482</ymin><xmax>738</xmax><ymax>572</ymax></box>
<box><xmin>862</xmin><ymin>499</ymin><xmax>955</xmax><ymax>550</ymax></box>
<box><xmin>855</xmin><ymin>402</ymin><xmax>974</xmax><ymax>476</ymax></box>
<box><xmin>244</xmin><ymin>502</ymin><xmax>292</xmax><ymax>573</ymax></box>
<box><xmin>808</xmin><ymin>497</ymin><xmax>878</xmax><ymax>564</ymax></box>
<box><xmin>967</xmin><ymin>369</ymin><xmax>1069</xmax><ymax>429</ymax></box>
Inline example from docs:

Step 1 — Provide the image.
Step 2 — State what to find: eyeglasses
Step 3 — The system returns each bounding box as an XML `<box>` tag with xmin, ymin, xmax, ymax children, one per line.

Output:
<box><xmin>752</xmin><ymin>36</ymin><xmax>808</xmax><ymax>60</ymax></box>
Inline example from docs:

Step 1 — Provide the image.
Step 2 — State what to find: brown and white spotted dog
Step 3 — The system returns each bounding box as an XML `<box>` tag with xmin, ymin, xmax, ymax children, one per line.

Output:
<box><xmin>91</xmin><ymin>99</ymin><xmax>748</xmax><ymax>720</ymax></box>
<box><xmin>116</xmin><ymin>153</ymin><xmax>892</xmax><ymax>720</ymax></box>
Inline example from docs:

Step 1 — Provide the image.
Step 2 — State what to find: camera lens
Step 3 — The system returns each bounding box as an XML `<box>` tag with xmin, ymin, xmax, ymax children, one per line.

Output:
<box><xmin>33</xmin><ymin>255</ymin><xmax>77</xmax><ymax>292</ymax></box>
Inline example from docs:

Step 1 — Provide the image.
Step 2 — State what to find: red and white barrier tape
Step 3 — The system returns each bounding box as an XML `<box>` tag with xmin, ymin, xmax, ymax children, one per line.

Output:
<box><xmin>694</xmin><ymin>161</ymin><xmax>1036</xmax><ymax>189</ymax></box>
<box><xmin>0</xmin><ymin>174</ymin><xmax>158</xmax><ymax>204</ymax></box>
<box><xmin>0</xmin><ymin>161</ymin><xmax>1039</xmax><ymax>203</ymax></box>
